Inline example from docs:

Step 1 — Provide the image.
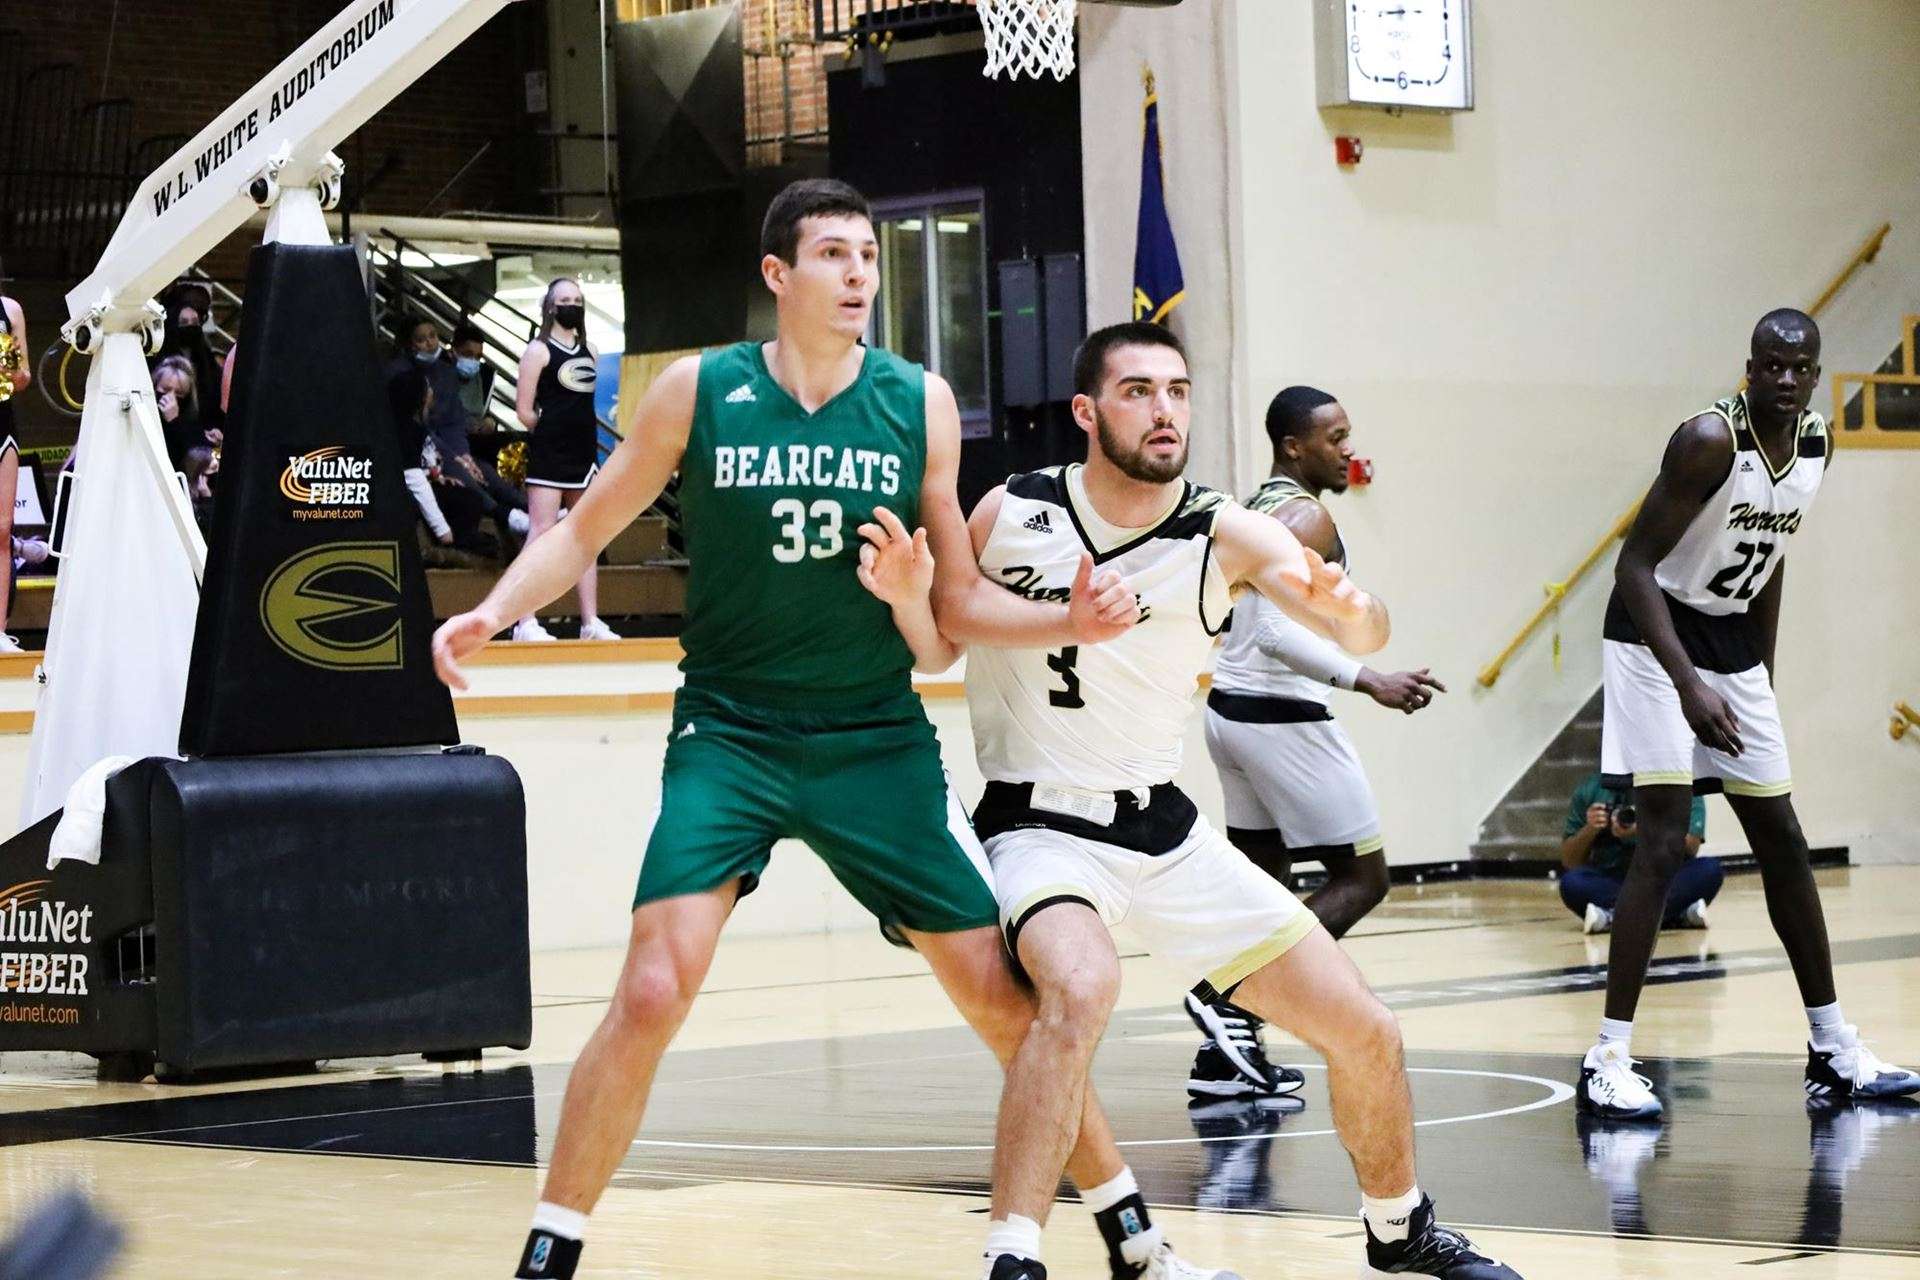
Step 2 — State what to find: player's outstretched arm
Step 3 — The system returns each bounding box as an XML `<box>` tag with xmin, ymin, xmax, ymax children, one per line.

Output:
<box><xmin>1247</xmin><ymin>611</ymin><xmax>1445</xmax><ymax>712</ymax></box>
<box><xmin>1615</xmin><ymin>414</ymin><xmax>1743</xmax><ymax>754</ymax></box>
<box><xmin>1214</xmin><ymin>503</ymin><xmax>1388</xmax><ymax>655</ymax></box>
<box><xmin>918</xmin><ymin>374</ymin><xmax>1137</xmax><ymax>648</ymax></box>
<box><xmin>431</xmin><ymin>355</ymin><xmax>697</xmax><ymax>689</ymax></box>
<box><xmin>1258</xmin><ymin>493</ymin><xmax>1442</xmax><ymax>708</ymax></box>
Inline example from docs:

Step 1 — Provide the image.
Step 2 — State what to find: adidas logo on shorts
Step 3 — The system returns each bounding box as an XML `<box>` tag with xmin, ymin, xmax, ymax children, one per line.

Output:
<box><xmin>725</xmin><ymin>383</ymin><xmax>756</xmax><ymax>404</ymax></box>
<box><xmin>1021</xmin><ymin>510</ymin><xmax>1053</xmax><ymax>534</ymax></box>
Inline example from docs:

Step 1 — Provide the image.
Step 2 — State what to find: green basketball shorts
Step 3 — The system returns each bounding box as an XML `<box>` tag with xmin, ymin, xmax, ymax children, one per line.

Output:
<box><xmin>634</xmin><ymin>683</ymin><xmax>999</xmax><ymax>934</ymax></box>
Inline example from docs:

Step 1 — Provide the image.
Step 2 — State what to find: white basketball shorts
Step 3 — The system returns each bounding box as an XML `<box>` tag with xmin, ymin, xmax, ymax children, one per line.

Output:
<box><xmin>1202</xmin><ymin>706</ymin><xmax>1384</xmax><ymax>855</ymax></box>
<box><xmin>1600</xmin><ymin>640</ymin><xmax>1791</xmax><ymax>796</ymax></box>
<box><xmin>978</xmin><ymin>781</ymin><xmax>1320</xmax><ymax>997</ymax></box>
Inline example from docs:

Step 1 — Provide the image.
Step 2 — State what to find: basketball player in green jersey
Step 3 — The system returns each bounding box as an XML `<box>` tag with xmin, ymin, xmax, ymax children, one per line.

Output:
<box><xmin>435</xmin><ymin>180</ymin><xmax>1231</xmax><ymax>1280</ymax></box>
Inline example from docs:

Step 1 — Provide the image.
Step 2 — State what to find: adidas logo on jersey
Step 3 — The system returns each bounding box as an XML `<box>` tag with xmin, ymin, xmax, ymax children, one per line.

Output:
<box><xmin>1021</xmin><ymin>510</ymin><xmax>1054</xmax><ymax>534</ymax></box>
<box><xmin>725</xmin><ymin>383</ymin><xmax>756</xmax><ymax>404</ymax></box>
<box><xmin>1740</xmin><ymin>458</ymin><xmax>1755</xmax><ymax>472</ymax></box>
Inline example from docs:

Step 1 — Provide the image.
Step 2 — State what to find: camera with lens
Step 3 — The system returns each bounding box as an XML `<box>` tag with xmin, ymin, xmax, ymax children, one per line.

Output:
<box><xmin>1608</xmin><ymin>803</ymin><xmax>1637</xmax><ymax>830</ymax></box>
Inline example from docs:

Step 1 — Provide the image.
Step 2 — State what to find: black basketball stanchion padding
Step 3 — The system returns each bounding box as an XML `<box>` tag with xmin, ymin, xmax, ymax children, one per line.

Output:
<box><xmin>0</xmin><ymin>242</ymin><xmax>531</xmax><ymax>1079</ymax></box>
<box><xmin>181</xmin><ymin>241</ymin><xmax>457</xmax><ymax>756</ymax></box>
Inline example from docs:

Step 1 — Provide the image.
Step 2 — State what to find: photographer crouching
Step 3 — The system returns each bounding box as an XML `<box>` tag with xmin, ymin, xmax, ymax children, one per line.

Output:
<box><xmin>1560</xmin><ymin>770</ymin><xmax>1722</xmax><ymax>934</ymax></box>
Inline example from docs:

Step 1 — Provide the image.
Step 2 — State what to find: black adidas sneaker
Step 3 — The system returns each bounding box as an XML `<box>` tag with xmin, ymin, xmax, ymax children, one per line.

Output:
<box><xmin>985</xmin><ymin>1254</ymin><xmax>1047</xmax><ymax>1280</ymax></box>
<box><xmin>1363</xmin><ymin>1197</ymin><xmax>1522</xmax><ymax>1278</ymax></box>
<box><xmin>1804</xmin><ymin>1025</ymin><xmax>1920</xmax><ymax>1100</ymax></box>
<box><xmin>1184</xmin><ymin>993</ymin><xmax>1305</xmax><ymax>1098</ymax></box>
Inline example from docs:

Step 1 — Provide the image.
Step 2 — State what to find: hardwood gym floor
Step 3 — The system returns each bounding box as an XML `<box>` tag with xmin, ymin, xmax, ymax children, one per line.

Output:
<box><xmin>0</xmin><ymin>867</ymin><xmax>1914</xmax><ymax>1278</ymax></box>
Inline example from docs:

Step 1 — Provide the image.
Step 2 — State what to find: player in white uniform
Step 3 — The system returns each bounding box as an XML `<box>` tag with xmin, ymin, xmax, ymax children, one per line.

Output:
<box><xmin>1191</xmin><ymin>386</ymin><xmax>1444</xmax><ymax>1102</ymax></box>
<box><xmin>1581</xmin><ymin>309</ymin><xmax>1920</xmax><ymax>1120</ymax></box>
<box><xmin>963</xmin><ymin>322</ymin><xmax>1524</xmax><ymax>1280</ymax></box>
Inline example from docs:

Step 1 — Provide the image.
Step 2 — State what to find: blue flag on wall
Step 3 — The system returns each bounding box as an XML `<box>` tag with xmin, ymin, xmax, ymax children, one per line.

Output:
<box><xmin>1132</xmin><ymin>71</ymin><xmax>1185</xmax><ymax>324</ymax></box>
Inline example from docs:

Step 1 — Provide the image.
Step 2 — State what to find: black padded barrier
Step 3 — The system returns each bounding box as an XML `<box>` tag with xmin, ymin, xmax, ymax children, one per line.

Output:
<box><xmin>0</xmin><ymin>752</ymin><xmax>530</xmax><ymax>1077</ymax></box>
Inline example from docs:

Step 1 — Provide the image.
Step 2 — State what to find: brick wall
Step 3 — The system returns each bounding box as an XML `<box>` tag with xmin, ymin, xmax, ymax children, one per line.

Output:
<box><xmin>6</xmin><ymin>1</ymin><xmax>544</xmax><ymax>289</ymax></box>
<box><xmin>739</xmin><ymin>0</ymin><xmax>829</xmax><ymax>166</ymax></box>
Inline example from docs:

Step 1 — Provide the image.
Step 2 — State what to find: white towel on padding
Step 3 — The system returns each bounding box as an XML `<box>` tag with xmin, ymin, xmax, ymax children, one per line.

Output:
<box><xmin>46</xmin><ymin>755</ymin><xmax>140</xmax><ymax>869</ymax></box>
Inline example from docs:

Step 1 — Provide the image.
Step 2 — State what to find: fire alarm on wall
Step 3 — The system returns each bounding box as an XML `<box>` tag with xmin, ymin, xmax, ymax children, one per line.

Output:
<box><xmin>1348</xmin><ymin>457</ymin><xmax>1375</xmax><ymax>487</ymax></box>
<box><xmin>1335</xmin><ymin>136</ymin><xmax>1364</xmax><ymax>166</ymax></box>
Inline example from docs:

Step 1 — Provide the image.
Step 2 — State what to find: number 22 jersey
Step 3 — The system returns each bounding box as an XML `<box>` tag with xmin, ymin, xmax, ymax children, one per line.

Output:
<box><xmin>965</xmin><ymin>465</ymin><xmax>1235</xmax><ymax>791</ymax></box>
<box><xmin>1604</xmin><ymin>392</ymin><xmax>1828</xmax><ymax>673</ymax></box>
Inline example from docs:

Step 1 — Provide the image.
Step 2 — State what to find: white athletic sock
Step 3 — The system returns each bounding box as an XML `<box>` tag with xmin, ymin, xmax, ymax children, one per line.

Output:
<box><xmin>1361</xmin><ymin>1186</ymin><xmax>1422</xmax><ymax>1243</ymax></box>
<box><xmin>530</xmin><ymin>1201</ymin><xmax>589</xmax><ymax>1243</ymax></box>
<box><xmin>1080</xmin><ymin>1166</ymin><xmax>1139</xmax><ymax>1215</ymax></box>
<box><xmin>1596</xmin><ymin>1017</ymin><xmax>1634</xmax><ymax>1052</ymax></box>
<box><xmin>986</xmin><ymin>1214</ymin><xmax>1042</xmax><ymax>1264</ymax></box>
<box><xmin>1806</xmin><ymin>1001</ymin><xmax>1846</xmax><ymax>1051</ymax></box>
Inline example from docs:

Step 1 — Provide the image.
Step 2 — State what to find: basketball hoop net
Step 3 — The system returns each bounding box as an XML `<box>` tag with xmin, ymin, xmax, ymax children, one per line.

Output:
<box><xmin>979</xmin><ymin>0</ymin><xmax>1079</xmax><ymax>81</ymax></box>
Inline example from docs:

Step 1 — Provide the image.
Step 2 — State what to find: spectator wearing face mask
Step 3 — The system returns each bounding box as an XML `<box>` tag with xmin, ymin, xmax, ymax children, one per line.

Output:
<box><xmin>388</xmin><ymin>363</ymin><xmax>453</xmax><ymax>546</ymax></box>
<box><xmin>388</xmin><ymin>335</ymin><xmax>527</xmax><ymax>558</ymax></box>
<box><xmin>392</xmin><ymin>318</ymin><xmax>527</xmax><ymax>541</ymax></box>
<box><xmin>153</xmin><ymin>282</ymin><xmax>224</xmax><ymax>443</ymax></box>
<box><xmin>450</xmin><ymin>323</ymin><xmax>496</xmax><ymax>428</ymax></box>
<box><xmin>153</xmin><ymin>355</ymin><xmax>213</xmax><ymax>472</ymax></box>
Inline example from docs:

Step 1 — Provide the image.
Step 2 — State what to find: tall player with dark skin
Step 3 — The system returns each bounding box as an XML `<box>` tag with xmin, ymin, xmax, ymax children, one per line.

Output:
<box><xmin>1603</xmin><ymin>317</ymin><xmax>1832</xmax><ymax>1031</ymax></box>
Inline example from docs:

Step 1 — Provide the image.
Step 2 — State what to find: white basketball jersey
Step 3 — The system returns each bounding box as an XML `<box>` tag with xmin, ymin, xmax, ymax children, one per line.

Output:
<box><xmin>966</xmin><ymin>465</ymin><xmax>1235</xmax><ymax>790</ymax></box>
<box><xmin>1656</xmin><ymin>394</ymin><xmax>1828</xmax><ymax>615</ymax></box>
<box><xmin>1211</xmin><ymin>474</ymin><xmax>1348</xmax><ymax>704</ymax></box>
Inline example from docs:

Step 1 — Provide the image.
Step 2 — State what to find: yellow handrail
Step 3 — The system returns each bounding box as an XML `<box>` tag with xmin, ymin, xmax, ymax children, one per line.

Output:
<box><xmin>1832</xmin><ymin>371</ymin><xmax>1920</xmax><ymax>448</ymax></box>
<box><xmin>1477</xmin><ymin>221</ymin><xmax>1892</xmax><ymax>690</ymax></box>
<box><xmin>1476</xmin><ymin>503</ymin><xmax>1639</xmax><ymax>688</ymax></box>
<box><xmin>1806</xmin><ymin>222</ymin><xmax>1891</xmax><ymax>318</ymax></box>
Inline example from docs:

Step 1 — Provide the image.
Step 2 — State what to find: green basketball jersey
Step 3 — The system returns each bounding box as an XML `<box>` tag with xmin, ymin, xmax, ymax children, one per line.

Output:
<box><xmin>676</xmin><ymin>341</ymin><xmax>926</xmax><ymax>707</ymax></box>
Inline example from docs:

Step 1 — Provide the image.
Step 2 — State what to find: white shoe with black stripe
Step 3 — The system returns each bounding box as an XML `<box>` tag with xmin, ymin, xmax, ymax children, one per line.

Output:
<box><xmin>1576</xmin><ymin>1041</ymin><xmax>1663</xmax><ymax>1121</ymax></box>
<box><xmin>1183</xmin><ymin>992</ymin><xmax>1305</xmax><ymax>1098</ymax></box>
<box><xmin>1806</xmin><ymin>1026</ymin><xmax>1920</xmax><ymax>1100</ymax></box>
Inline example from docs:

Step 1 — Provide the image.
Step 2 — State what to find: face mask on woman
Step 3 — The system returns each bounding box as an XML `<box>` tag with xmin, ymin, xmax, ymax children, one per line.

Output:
<box><xmin>553</xmin><ymin>304</ymin><xmax>584</xmax><ymax>331</ymax></box>
<box><xmin>413</xmin><ymin>349</ymin><xmax>439</xmax><ymax>366</ymax></box>
<box><xmin>455</xmin><ymin>356</ymin><xmax>482</xmax><ymax>379</ymax></box>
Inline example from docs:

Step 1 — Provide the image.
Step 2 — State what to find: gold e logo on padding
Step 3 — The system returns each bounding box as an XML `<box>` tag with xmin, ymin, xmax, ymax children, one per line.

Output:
<box><xmin>259</xmin><ymin>541</ymin><xmax>404</xmax><ymax>671</ymax></box>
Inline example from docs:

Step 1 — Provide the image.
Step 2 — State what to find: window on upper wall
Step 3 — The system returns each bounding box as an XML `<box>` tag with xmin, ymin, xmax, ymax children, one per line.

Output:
<box><xmin>871</xmin><ymin>194</ymin><xmax>990</xmax><ymax>438</ymax></box>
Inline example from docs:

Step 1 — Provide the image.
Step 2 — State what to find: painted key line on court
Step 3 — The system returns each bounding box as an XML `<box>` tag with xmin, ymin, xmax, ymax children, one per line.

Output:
<box><xmin>626</xmin><ymin>1066</ymin><xmax>1575</xmax><ymax>1153</ymax></box>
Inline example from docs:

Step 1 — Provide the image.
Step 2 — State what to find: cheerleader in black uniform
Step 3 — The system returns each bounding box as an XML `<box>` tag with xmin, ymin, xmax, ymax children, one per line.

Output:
<box><xmin>512</xmin><ymin>278</ymin><xmax>615</xmax><ymax>641</ymax></box>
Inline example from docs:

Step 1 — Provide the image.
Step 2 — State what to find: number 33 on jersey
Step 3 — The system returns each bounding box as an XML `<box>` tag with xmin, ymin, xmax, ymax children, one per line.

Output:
<box><xmin>675</xmin><ymin>341</ymin><xmax>928</xmax><ymax>701</ymax></box>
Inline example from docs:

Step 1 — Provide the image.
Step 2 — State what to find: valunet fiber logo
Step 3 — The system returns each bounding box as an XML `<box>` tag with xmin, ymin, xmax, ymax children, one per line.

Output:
<box><xmin>0</xmin><ymin>879</ymin><xmax>94</xmax><ymax>998</ymax></box>
<box><xmin>280</xmin><ymin>446</ymin><xmax>373</xmax><ymax>519</ymax></box>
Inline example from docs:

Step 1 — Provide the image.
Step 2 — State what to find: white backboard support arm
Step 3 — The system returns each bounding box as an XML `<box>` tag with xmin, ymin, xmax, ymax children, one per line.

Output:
<box><xmin>21</xmin><ymin>0</ymin><xmax>519</xmax><ymax>832</ymax></box>
<box><xmin>65</xmin><ymin>0</ymin><xmax>516</xmax><ymax>332</ymax></box>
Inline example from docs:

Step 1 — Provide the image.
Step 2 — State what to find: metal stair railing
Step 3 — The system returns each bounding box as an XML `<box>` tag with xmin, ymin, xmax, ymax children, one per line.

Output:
<box><xmin>359</xmin><ymin>234</ymin><xmax>682</xmax><ymax>549</ymax></box>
